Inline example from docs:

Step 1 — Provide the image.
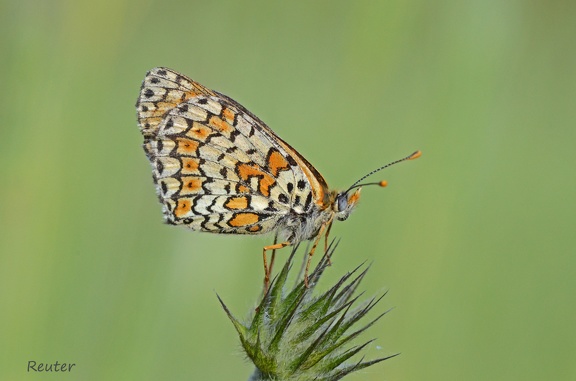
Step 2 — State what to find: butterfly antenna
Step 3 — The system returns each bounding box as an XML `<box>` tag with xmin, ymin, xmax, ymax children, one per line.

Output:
<box><xmin>344</xmin><ymin>150</ymin><xmax>421</xmax><ymax>193</ymax></box>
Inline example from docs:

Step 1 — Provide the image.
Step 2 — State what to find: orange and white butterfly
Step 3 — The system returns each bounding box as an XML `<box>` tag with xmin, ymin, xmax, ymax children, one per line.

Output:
<box><xmin>136</xmin><ymin>67</ymin><xmax>420</xmax><ymax>286</ymax></box>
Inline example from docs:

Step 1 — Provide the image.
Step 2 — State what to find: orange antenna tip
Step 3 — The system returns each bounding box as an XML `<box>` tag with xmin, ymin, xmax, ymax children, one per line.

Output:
<box><xmin>409</xmin><ymin>150</ymin><xmax>422</xmax><ymax>160</ymax></box>
<box><xmin>345</xmin><ymin>149</ymin><xmax>420</xmax><ymax>193</ymax></box>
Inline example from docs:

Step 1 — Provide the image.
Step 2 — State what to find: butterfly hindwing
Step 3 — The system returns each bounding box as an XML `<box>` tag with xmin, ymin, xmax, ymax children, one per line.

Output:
<box><xmin>137</xmin><ymin>67</ymin><xmax>328</xmax><ymax>233</ymax></box>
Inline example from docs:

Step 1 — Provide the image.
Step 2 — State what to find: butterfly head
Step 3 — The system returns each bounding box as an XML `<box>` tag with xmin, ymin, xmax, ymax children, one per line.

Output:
<box><xmin>333</xmin><ymin>188</ymin><xmax>362</xmax><ymax>221</ymax></box>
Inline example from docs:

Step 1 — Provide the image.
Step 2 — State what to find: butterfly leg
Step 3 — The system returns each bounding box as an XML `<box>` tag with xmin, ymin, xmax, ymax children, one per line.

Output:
<box><xmin>263</xmin><ymin>233</ymin><xmax>279</xmax><ymax>293</ymax></box>
<box><xmin>268</xmin><ymin>232</ymin><xmax>279</xmax><ymax>284</ymax></box>
<box><xmin>262</xmin><ymin>241</ymin><xmax>290</xmax><ymax>293</ymax></box>
<box><xmin>304</xmin><ymin>223</ymin><xmax>328</xmax><ymax>287</ymax></box>
<box><xmin>324</xmin><ymin>220</ymin><xmax>334</xmax><ymax>265</ymax></box>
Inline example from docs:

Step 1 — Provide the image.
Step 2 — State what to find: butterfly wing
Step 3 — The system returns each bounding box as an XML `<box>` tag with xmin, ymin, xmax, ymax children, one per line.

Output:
<box><xmin>136</xmin><ymin>67</ymin><xmax>329</xmax><ymax>236</ymax></box>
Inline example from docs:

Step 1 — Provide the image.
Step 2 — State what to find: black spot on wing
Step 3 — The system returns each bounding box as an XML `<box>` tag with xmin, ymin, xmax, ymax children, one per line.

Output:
<box><xmin>229</xmin><ymin>129</ymin><xmax>241</xmax><ymax>142</ymax></box>
<box><xmin>303</xmin><ymin>192</ymin><xmax>312</xmax><ymax>211</ymax></box>
<box><xmin>286</xmin><ymin>155</ymin><xmax>297</xmax><ymax>166</ymax></box>
<box><xmin>265</xmin><ymin>201</ymin><xmax>277</xmax><ymax>212</ymax></box>
<box><xmin>156</xmin><ymin>159</ymin><xmax>164</xmax><ymax>175</ymax></box>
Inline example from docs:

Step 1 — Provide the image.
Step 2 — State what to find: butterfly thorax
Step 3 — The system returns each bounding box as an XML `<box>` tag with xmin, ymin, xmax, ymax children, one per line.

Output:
<box><xmin>277</xmin><ymin>203</ymin><xmax>333</xmax><ymax>244</ymax></box>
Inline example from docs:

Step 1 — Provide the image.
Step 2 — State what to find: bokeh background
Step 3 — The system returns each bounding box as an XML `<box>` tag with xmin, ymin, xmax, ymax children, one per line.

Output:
<box><xmin>1</xmin><ymin>1</ymin><xmax>575</xmax><ymax>380</ymax></box>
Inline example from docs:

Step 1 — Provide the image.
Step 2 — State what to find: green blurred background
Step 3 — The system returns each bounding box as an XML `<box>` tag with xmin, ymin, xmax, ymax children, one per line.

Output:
<box><xmin>1</xmin><ymin>0</ymin><xmax>575</xmax><ymax>380</ymax></box>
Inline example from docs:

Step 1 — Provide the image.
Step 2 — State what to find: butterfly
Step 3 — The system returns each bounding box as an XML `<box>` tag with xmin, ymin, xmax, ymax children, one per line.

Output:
<box><xmin>136</xmin><ymin>67</ymin><xmax>420</xmax><ymax>288</ymax></box>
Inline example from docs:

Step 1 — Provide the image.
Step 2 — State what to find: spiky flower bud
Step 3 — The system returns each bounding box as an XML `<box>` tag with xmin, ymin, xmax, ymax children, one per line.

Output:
<box><xmin>218</xmin><ymin>241</ymin><xmax>397</xmax><ymax>381</ymax></box>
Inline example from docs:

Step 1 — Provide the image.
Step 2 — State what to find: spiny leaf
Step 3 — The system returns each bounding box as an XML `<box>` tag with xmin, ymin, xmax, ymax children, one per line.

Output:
<box><xmin>216</xmin><ymin>293</ymin><xmax>247</xmax><ymax>338</ymax></box>
<box><xmin>321</xmin><ymin>339</ymin><xmax>376</xmax><ymax>371</ymax></box>
<box><xmin>294</xmin><ymin>297</ymin><xmax>357</xmax><ymax>343</ymax></box>
<box><xmin>299</xmin><ymin>261</ymin><xmax>366</xmax><ymax>322</ymax></box>
<box><xmin>267</xmin><ymin>286</ymin><xmax>306</xmax><ymax>353</ymax></box>
<box><xmin>329</xmin><ymin>293</ymin><xmax>388</xmax><ymax>342</ymax></box>
<box><xmin>332</xmin><ymin>264</ymin><xmax>371</xmax><ymax>308</ymax></box>
<box><xmin>268</xmin><ymin>247</ymin><xmax>298</xmax><ymax>319</ymax></box>
<box><xmin>290</xmin><ymin>319</ymin><xmax>334</xmax><ymax>372</ymax></box>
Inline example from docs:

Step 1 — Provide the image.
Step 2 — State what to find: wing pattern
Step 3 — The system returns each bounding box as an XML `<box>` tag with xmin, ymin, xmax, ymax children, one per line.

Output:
<box><xmin>136</xmin><ymin>67</ymin><xmax>329</xmax><ymax>235</ymax></box>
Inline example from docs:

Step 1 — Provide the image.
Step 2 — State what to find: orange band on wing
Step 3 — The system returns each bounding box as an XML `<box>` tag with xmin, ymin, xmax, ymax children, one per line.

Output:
<box><xmin>248</xmin><ymin>225</ymin><xmax>262</xmax><ymax>232</ymax></box>
<box><xmin>237</xmin><ymin>184</ymin><xmax>250</xmax><ymax>193</ymax></box>
<box><xmin>224</xmin><ymin>196</ymin><xmax>249</xmax><ymax>210</ymax></box>
<box><xmin>228</xmin><ymin>212</ymin><xmax>260</xmax><ymax>227</ymax></box>
<box><xmin>209</xmin><ymin>116</ymin><xmax>233</xmax><ymax>134</ymax></box>
<box><xmin>180</xmin><ymin>177</ymin><xmax>203</xmax><ymax>194</ymax></box>
<box><xmin>174</xmin><ymin>198</ymin><xmax>193</xmax><ymax>218</ymax></box>
<box><xmin>176</xmin><ymin>138</ymin><xmax>199</xmax><ymax>155</ymax></box>
<box><xmin>267</xmin><ymin>149</ymin><xmax>290</xmax><ymax>177</ymax></box>
<box><xmin>181</xmin><ymin>157</ymin><xmax>200</xmax><ymax>174</ymax></box>
<box><xmin>236</xmin><ymin>163</ymin><xmax>275</xmax><ymax>197</ymax></box>
<box><xmin>222</xmin><ymin>108</ymin><xmax>235</xmax><ymax>123</ymax></box>
<box><xmin>186</xmin><ymin>122</ymin><xmax>212</xmax><ymax>141</ymax></box>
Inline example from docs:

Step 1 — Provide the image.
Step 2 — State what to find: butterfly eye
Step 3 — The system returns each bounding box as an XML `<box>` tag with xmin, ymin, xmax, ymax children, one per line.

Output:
<box><xmin>337</xmin><ymin>193</ymin><xmax>348</xmax><ymax>212</ymax></box>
